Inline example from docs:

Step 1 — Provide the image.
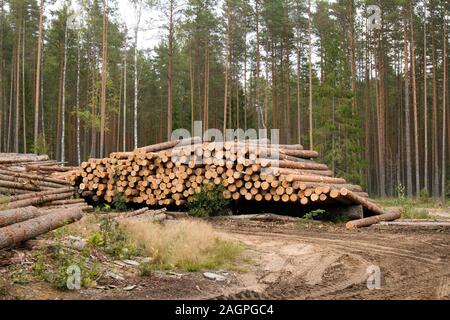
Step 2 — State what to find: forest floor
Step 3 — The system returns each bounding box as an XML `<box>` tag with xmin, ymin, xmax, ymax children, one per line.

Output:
<box><xmin>0</xmin><ymin>207</ymin><xmax>449</xmax><ymax>300</ymax></box>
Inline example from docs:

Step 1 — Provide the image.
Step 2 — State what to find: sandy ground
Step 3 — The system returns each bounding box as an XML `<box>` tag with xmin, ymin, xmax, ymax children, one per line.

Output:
<box><xmin>1</xmin><ymin>218</ymin><xmax>449</xmax><ymax>300</ymax></box>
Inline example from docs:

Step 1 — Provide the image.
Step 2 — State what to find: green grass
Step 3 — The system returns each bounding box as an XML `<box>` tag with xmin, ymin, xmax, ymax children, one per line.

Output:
<box><xmin>400</xmin><ymin>206</ymin><xmax>431</xmax><ymax>219</ymax></box>
<box><xmin>121</xmin><ymin>219</ymin><xmax>245</xmax><ymax>272</ymax></box>
<box><xmin>376</xmin><ymin>196</ymin><xmax>449</xmax><ymax>209</ymax></box>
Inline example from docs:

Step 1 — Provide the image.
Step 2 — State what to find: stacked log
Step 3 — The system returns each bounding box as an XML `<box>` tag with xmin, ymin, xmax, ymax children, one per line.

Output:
<box><xmin>0</xmin><ymin>153</ymin><xmax>92</xmax><ymax>214</ymax></box>
<box><xmin>68</xmin><ymin>138</ymin><xmax>386</xmax><ymax>216</ymax></box>
<box><xmin>0</xmin><ymin>207</ymin><xmax>83</xmax><ymax>250</ymax></box>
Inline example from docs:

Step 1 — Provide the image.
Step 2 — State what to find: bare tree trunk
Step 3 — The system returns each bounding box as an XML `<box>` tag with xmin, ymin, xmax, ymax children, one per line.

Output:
<box><xmin>348</xmin><ymin>0</ymin><xmax>357</xmax><ymax>114</ymax></box>
<box><xmin>423</xmin><ymin>3</ymin><xmax>428</xmax><ymax>192</ymax></box>
<box><xmin>255</xmin><ymin>0</ymin><xmax>261</xmax><ymax>129</ymax></box>
<box><xmin>167</xmin><ymin>0</ymin><xmax>174</xmax><ymax>140</ymax></box>
<box><xmin>263</xmin><ymin>37</ymin><xmax>269</xmax><ymax>129</ymax></box>
<box><xmin>308</xmin><ymin>0</ymin><xmax>313</xmax><ymax>150</ymax></box>
<box><xmin>0</xmin><ymin>0</ymin><xmax>3</xmax><ymax>152</ymax></box>
<box><xmin>34</xmin><ymin>0</ymin><xmax>44</xmax><ymax>151</ymax></box>
<box><xmin>123</xmin><ymin>48</ymin><xmax>127</xmax><ymax>152</ymax></box>
<box><xmin>189</xmin><ymin>49</ymin><xmax>194</xmax><ymax>134</ymax></box>
<box><xmin>76</xmin><ymin>31</ymin><xmax>81</xmax><ymax>165</ymax></box>
<box><xmin>409</xmin><ymin>3</ymin><xmax>420</xmax><ymax>195</ymax></box>
<box><xmin>223</xmin><ymin>0</ymin><xmax>231</xmax><ymax>135</ymax></box>
<box><xmin>244</xmin><ymin>36</ymin><xmax>247</xmax><ymax>131</ymax></box>
<box><xmin>100</xmin><ymin>0</ymin><xmax>108</xmax><ymax>158</ymax></box>
<box><xmin>21</xmin><ymin>19</ymin><xmax>26</xmax><ymax>153</ymax></box>
<box><xmin>15</xmin><ymin>12</ymin><xmax>22</xmax><ymax>153</ymax></box>
<box><xmin>60</xmin><ymin>10</ymin><xmax>68</xmax><ymax>163</ymax></box>
<box><xmin>431</xmin><ymin>14</ymin><xmax>439</xmax><ymax>197</ymax></box>
<box><xmin>442</xmin><ymin>11</ymin><xmax>447</xmax><ymax>198</ymax></box>
<box><xmin>7</xmin><ymin>53</ymin><xmax>13</xmax><ymax>152</ymax></box>
<box><xmin>133</xmin><ymin>0</ymin><xmax>142</xmax><ymax>148</ymax></box>
<box><xmin>403</xmin><ymin>12</ymin><xmax>412</xmax><ymax>196</ymax></box>
<box><xmin>297</xmin><ymin>44</ymin><xmax>301</xmax><ymax>144</ymax></box>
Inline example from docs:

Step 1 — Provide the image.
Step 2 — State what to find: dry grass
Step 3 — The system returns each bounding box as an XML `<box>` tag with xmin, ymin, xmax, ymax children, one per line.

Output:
<box><xmin>119</xmin><ymin>219</ymin><xmax>244</xmax><ymax>271</ymax></box>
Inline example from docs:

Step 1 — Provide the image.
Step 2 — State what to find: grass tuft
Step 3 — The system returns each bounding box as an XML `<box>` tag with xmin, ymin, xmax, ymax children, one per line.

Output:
<box><xmin>120</xmin><ymin>219</ymin><xmax>243</xmax><ymax>272</ymax></box>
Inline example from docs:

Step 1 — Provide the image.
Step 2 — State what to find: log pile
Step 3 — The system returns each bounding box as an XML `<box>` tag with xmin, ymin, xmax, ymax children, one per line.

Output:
<box><xmin>68</xmin><ymin>138</ymin><xmax>386</xmax><ymax>217</ymax></box>
<box><xmin>0</xmin><ymin>153</ymin><xmax>93</xmax><ymax>240</ymax></box>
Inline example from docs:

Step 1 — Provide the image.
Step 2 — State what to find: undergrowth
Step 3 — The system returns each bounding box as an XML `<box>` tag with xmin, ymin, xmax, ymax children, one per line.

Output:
<box><xmin>187</xmin><ymin>184</ymin><xmax>230</xmax><ymax>217</ymax></box>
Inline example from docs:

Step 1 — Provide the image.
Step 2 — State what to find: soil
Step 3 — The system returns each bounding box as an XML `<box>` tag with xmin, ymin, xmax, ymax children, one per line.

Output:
<box><xmin>0</xmin><ymin>217</ymin><xmax>449</xmax><ymax>300</ymax></box>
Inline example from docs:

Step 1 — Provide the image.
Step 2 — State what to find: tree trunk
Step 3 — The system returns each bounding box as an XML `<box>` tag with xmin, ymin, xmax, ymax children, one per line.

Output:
<box><xmin>60</xmin><ymin>11</ymin><xmax>68</xmax><ymax>163</ymax></box>
<box><xmin>223</xmin><ymin>0</ymin><xmax>231</xmax><ymax>135</ymax></box>
<box><xmin>21</xmin><ymin>19</ymin><xmax>26</xmax><ymax>153</ymax></box>
<box><xmin>123</xmin><ymin>48</ymin><xmax>127</xmax><ymax>152</ymax></box>
<box><xmin>403</xmin><ymin>12</ymin><xmax>412</xmax><ymax>196</ymax></box>
<box><xmin>15</xmin><ymin>11</ymin><xmax>22</xmax><ymax>153</ymax></box>
<box><xmin>167</xmin><ymin>0</ymin><xmax>174</xmax><ymax>140</ymax></box>
<box><xmin>189</xmin><ymin>49</ymin><xmax>194</xmax><ymax>134</ymax></box>
<box><xmin>255</xmin><ymin>0</ymin><xmax>261</xmax><ymax>129</ymax></box>
<box><xmin>423</xmin><ymin>4</ymin><xmax>428</xmax><ymax>192</ymax></box>
<box><xmin>76</xmin><ymin>31</ymin><xmax>81</xmax><ymax>165</ymax></box>
<box><xmin>409</xmin><ymin>3</ymin><xmax>420</xmax><ymax>195</ymax></box>
<box><xmin>133</xmin><ymin>1</ymin><xmax>142</xmax><ymax>149</ymax></box>
<box><xmin>100</xmin><ymin>0</ymin><xmax>108</xmax><ymax>158</ymax></box>
<box><xmin>442</xmin><ymin>12</ymin><xmax>447</xmax><ymax>198</ymax></box>
<box><xmin>34</xmin><ymin>0</ymin><xmax>44</xmax><ymax>151</ymax></box>
<box><xmin>431</xmin><ymin>13</ymin><xmax>439</xmax><ymax>197</ymax></box>
<box><xmin>308</xmin><ymin>0</ymin><xmax>313</xmax><ymax>150</ymax></box>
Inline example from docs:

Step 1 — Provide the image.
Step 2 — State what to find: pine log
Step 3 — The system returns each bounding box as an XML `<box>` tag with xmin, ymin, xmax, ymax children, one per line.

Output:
<box><xmin>0</xmin><ymin>206</ymin><xmax>44</xmax><ymax>228</ymax></box>
<box><xmin>0</xmin><ymin>208</ymin><xmax>83</xmax><ymax>249</ymax></box>
<box><xmin>0</xmin><ymin>180</ymin><xmax>41</xmax><ymax>191</ymax></box>
<box><xmin>1</xmin><ymin>191</ymin><xmax>75</xmax><ymax>210</ymax></box>
<box><xmin>345</xmin><ymin>210</ymin><xmax>401</xmax><ymax>229</ymax></box>
<box><xmin>0</xmin><ymin>187</ymin><xmax>75</xmax><ymax>205</ymax></box>
<box><xmin>339</xmin><ymin>188</ymin><xmax>385</xmax><ymax>215</ymax></box>
<box><xmin>0</xmin><ymin>153</ymin><xmax>49</xmax><ymax>164</ymax></box>
<box><xmin>262</xmin><ymin>159</ymin><xmax>329</xmax><ymax>171</ymax></box>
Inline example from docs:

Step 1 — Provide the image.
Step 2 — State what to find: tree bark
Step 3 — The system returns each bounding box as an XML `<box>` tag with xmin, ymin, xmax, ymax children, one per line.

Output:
<box><xmin>308</xmin><ymin>0</ymin><xmax>313</xmax><ymax>150</ymax></box>
<box><xmin>0</xmin><ymin>208</ymin><xmax>82</xmax><ymax>250</ymax></box>
<box><xmin>423</xmin><ymin>3</ymin><xmax>428</xmax><ymax>192</ymax></box>
<box><xmin>403</xmin><ymin>12</ymin><xmax>412</xmax><ymax>196</ymax></box>
<box><xmin>409</xmin><ymin>3</ymin><xmax>420</xmax><ymax>195</ymax></box>
<box><xmin>34</xmin><ymin>0</ymin><xmax>44</xmax><ymax>152</ymax></box>
<box><xmin>167</xmin><ymin>0</ymin><xmax>174</xmax><ymax>140</ymax></box>
<box><xmin>346</xmin><ymin>210</ymin><xmax>400</xmax><ymax>229</ymax></box>
<box><xmin>441</xmin><ymin>12</ymin><xmax>447</xmax><ymax>198</ymax></box>
<box><xmin>100</xmin><ymin>0</ymin><xmax>108</xmax><ymax>158</ymax></box>
<box><xmin>223</xmin><ymin>0</ymin><xmax>231</xmax><ymax>135</ymax></box>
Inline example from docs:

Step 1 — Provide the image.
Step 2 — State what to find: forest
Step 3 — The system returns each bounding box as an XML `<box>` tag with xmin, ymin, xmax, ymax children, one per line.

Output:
<box><xmin>0</xmin><ymin>0</ymin><xmax>448</xmax><ymax>198</ymax></box>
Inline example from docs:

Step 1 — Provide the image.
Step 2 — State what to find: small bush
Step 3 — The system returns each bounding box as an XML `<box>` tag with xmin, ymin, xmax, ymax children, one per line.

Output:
<box><xmin>187</xmin><ymin>185</ymin><xmax>230</xmax><ymax>217</ymax></box>
<box><xmin>89</xmin><ymin>218</ymin><xmax>139</xmax><ymax>259</ymax></box>
<box><xmin>302</xmin><ymin>209</ymin><xmax>326</xmax><ymax>221</ymax></box>
<box><xmin>112</xmin><ymin>193</ymin><xmax>128</xmax><ymax>211</ymax></box>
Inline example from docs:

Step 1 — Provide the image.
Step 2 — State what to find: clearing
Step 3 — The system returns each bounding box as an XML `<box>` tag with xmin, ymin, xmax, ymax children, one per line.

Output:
<box><xmin>0</xmin><ymin>213</ymin><xmax>448</xmax><ymax>300</ymax></box>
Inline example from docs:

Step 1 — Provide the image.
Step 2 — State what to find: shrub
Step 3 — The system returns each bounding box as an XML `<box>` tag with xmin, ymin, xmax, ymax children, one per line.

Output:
<box><xmin>187</xmin><ymin>185</ymin><xmax>230</xmax><ymax>217</ymax></box>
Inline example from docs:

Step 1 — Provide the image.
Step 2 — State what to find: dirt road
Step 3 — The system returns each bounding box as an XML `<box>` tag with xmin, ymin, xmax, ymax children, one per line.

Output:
<box><xmin>1</xmin><ymin>219</ymin><xmax>448</xmax><ymax>300</ymax></box>
<box><xmin>212</xmin><ymin>219</ymin><xmax>450</xmax><ymax>300</ymax></box>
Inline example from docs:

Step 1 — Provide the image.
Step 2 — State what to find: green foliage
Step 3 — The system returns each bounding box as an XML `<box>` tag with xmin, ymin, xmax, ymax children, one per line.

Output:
<box><xmin>88</xmin><ymin>218</ymin><xmax>140</xmax><ymax>259</ymax></box>
<box><xmin>187</xmin><ymin>185</ymin><xmax>230</xmax><ymax>217</ymax></box>
<box><xmin>302</xmin><ymin>209</ymin><xmax>326</xmax><ymax>221</ymax></box>
<box><xmin>400</xmin><ymin>206</ymin><xmax>430</xmax><ymax>220</ymax></box>
<box><xmin>33</xmin><ymin>245</ymin><xmax>99</xmax><ymax>291</ymax></box>
<box><xmin>32</xmin><ymin>133</ymin><xmax>49</xmax><ymax>155</ymax></box>
<box><xmin>112</xmin><ymin>193</ymin><xmax>128</xmax><ymax>211</ymax></box>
